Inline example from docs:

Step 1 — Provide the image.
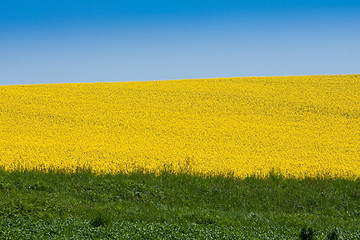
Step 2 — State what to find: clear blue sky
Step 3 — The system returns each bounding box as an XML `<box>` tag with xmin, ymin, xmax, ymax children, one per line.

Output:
<box><xmin>1</xmin><ymin>0</ymin><xmax>359</xmax><ymax>85</ymax></box>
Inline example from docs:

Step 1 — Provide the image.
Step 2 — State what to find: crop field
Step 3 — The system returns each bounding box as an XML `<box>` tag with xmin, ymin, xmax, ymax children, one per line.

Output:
<box><xmin>1</xmin><ymin>75</ymin><xmax>360</xmax><ymax>239</ymax></box>
<box><xmin>0</xmin><ymin>75</ymin><xmax>359</xmax><ymax>178</ymax></box>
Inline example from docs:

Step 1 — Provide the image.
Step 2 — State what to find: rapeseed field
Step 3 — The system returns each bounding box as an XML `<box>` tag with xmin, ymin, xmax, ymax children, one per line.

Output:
<box><xmin>0</xmin><ymin>75</ymin><xmax>359</xmax><ymax>178</ymax></box>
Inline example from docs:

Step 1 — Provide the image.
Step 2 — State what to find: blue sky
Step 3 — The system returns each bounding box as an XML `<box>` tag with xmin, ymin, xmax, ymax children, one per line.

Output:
<box><xmin>1</xmin><ymin>0</ymin><xmax>359</xmax><ymax>85</ymax></box>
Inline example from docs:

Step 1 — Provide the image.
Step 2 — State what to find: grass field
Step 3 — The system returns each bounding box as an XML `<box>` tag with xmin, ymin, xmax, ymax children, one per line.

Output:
<box><xmin>0</xmin><ymin>75</ymin><xmax>359</xmax><ymax>238</ymax></box>
<box><xmin>1</xmin><ymin>170</ymin><xmax>360</xmax><ymax>239</ymax></box>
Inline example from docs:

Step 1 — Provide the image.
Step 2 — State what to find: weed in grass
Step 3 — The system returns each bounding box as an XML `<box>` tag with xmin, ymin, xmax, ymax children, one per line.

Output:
<box><xmin>300</xmin><ymin>227</ymin><xmax>314</xmax><ymax>240</ymax></box>
<box><xmin>327</xmin><ymin>227</ymin><xmax>340</xmax><ymax>240</ymax></box>
<box><xmin>90</xmin><ymin>213</ymin><xmax>110</xmax><ymax>228</ymax></box>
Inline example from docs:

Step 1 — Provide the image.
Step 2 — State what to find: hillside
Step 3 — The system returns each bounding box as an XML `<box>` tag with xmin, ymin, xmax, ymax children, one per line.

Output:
<box><xmin>0</xmin><ymin>75</ymin><xmax>359</xmax><ymax>178</ymax></box>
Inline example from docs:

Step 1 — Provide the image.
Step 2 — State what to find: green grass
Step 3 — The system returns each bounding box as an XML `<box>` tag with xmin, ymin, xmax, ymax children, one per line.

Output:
<box><xmin>0</xmin><ymin>170</ymin><xmax>359</xmax><ymax>239</ymax></box>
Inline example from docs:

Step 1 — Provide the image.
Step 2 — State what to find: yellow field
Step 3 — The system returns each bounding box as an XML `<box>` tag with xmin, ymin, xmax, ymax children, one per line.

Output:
<box><xmin>0</xmin><ymin>75</ymin><xmax>359</xmax><ymax>178</ymax></box>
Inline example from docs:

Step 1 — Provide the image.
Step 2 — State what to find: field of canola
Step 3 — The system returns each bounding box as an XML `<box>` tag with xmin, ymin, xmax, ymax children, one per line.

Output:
<box><xmin>0</xmin><ymin>75</ymin><xmax>359</xmax><ymax>178</ymax></box>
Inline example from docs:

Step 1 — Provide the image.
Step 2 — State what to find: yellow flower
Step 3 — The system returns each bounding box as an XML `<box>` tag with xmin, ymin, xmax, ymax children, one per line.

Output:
<box><xmin>0</xmin><ymin>75</ymin><xmax>359</xmax><ymax>179</ymax></box>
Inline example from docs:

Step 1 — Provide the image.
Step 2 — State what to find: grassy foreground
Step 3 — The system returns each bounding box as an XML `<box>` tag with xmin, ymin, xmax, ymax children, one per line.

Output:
<box><xmin>0</xmin><ymin>171</ymin><xmax>359</xmax><ymax>239</ymax></box>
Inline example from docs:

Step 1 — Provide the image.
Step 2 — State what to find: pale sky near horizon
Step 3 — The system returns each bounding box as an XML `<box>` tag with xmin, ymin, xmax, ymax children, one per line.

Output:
<box><xmin>1</xmin><ymin>0</ymin><xmax>359</xmax><ymax>86</ymax></box>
